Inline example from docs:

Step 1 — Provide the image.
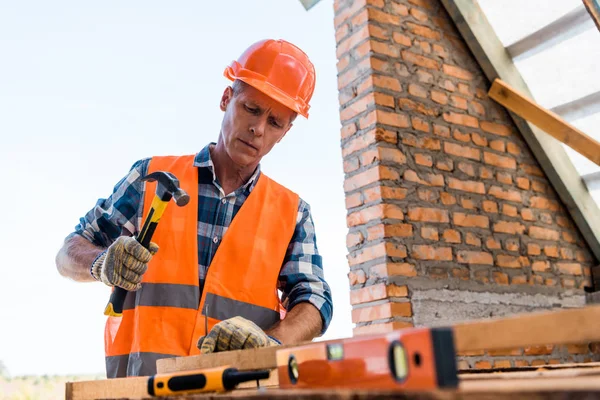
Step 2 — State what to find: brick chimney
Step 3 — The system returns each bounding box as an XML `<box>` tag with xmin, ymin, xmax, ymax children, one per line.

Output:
<box><xmin>335</xmin><ymin>0</ymin><xmax>599</xmax><ymax>368</ymax></box>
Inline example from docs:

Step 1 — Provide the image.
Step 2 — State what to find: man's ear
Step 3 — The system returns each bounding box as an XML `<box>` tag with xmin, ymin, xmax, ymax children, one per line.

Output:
<box><xmin>220</xmin><ymin>87</ymin><xmax>234</xmax><ymax>111</ymax></box>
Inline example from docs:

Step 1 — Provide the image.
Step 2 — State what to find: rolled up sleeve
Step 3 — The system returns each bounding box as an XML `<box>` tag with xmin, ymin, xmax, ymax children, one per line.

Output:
<box><xmin>278</xmin><ymin>199</ymin><xmax>333</xmax><ymax>334</ymax></box>
<box><xmin>75</xmin><ymin>158</ymin><xmax>150</xmax><ymax>247</ymax></box>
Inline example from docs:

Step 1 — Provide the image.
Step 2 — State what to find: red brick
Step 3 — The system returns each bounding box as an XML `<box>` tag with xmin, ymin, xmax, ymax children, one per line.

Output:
<box><xmin>544</xmin><ymin>245</ymin><xmax>559</xmax><ymax>258</ymax></box>
<box><xmin>414</xmin><ymin>153</ymin><xmax>433</xmax><ymax>167</ymax></box>
<box><xmin>350</xmin><ymin>283</ymin><xmax>408</xmax><ymax>305</ymax></box>
<box><xmin>391</xmin><ymin>2</ymin><xmax>409</xmax><ymax>14</ymax></box>
<box><xmin>562</xmin><ymin>278</ymin><xmax>576</xmax><ymax>288</ymax></box>
<box><xmin>378</xmin><ymin>110</ymin><xmax>410</xmax><ymax>128</ymax></box>
<box><xmin>417</xmin><ymin>69</ymin><xmax>434</xmax><ymax>83</ymax></box>
<box><xmin>557</xmin><ymin>262</ymin><xmax>583</xmax><ymax>276</ymax></box>
<box><xmin>461</xmin><ymin>198</ymin><xmax>476</xmax><ymax>210</ymax></box>
<box><xmin>346</xmin><ymin>231</ymin><xmax>364</xmax><ymax>248</ymax></box>
<box><xmin>418</xmin><ymin>188</ymin><xmax>438</xmax><ymax>202</ymax></box>
<box><xmin>373</xmin><ymin>75</ymin><xmax>402</xmax><ymax>92</ymax></box>
<box><xmin>348</xmin><ymin>269</ymin><xmax>366</xmax><ymax>286</ymax></box>
<box><xmin>465</xmin><ymin>232</ymin><xmax>481</xmax><ymax>247</ymax></box>
<box><xmin>341</xmin><ymin>123</ymin><xmax>357</xmax><ymax>140</ymax></box>
<box><xmin>497</xmin><ymin>172</ymin><xmax>513</xmax><ymax>185</ymax></box>
<box><xmin>347</xmin><ymin>204</ymin><xmax>404</xmax><ymax>226</ymax></box>
<box><xmin>440</xmin><ymin>79</ymin><xmax>456</xmax><ymax>92</ymax></box>
<box><xmin>563</xmin><ymin>231</ymin><xmax>577</xmax><ymax>244</ymax></box>
<box><xmin>436</xmin><ymin>159</ymin><xmax>453</xmax><ymax>172</ymax></box>
<box><xmin>488</xmin><ymin>348</ymin><xmax>522</xmax><ymax>357</ymax></box>
<box><xmin>481</xmin><ymin>121</ymin><xmax>512</xmax><ymax>136</ymax></box>
<box><xmin>369</xmin><ymin>262</ymin><xmax>417</xmax><ymax>278</ymax></box>
<box><xmin>363</xmin><ymin>186</ymin><xmax>408</xmax><ymax>203</ymax></box>
<box><xmin>340</xmin><ymin>93</ymin><xmax>376</xmax><ymax>122</ymax></box>
<box><xmin>448</xmin><ymin>177</ymin><xmax>485</xmax><ymax>194</ymax></box>
<box><xmin>507</xmin><ymin>142</ymin><xmax>521</xmax><ymax>155</ymax></box>
<box><xmin>528</xmin><ymin>243</ymin><xmax>541</xmax><ymax>255</ymax></box>
<box><xmin>408</xmin><ymin>83</ymin><xmax>427</xmax><ymax>98</ymax></box>
<box><xmin>457</xmin><ymin>251</ymin><xmax>493</xmax><ymax>265</ymax></box>
<box><xmin>521</xmin><ymin>163</ymin><xmax>544</xmax><ymax>177</ymax></box>
<box><xmin>524</xmin><ymin>345</ymin><xmax>554</xmax><ymax>356</ymax></box>
<box><xmin>344</xmin><ymin>166</ymin><xmax>399</xmax><ymax>192</ymax></box>
<box><xmin>532</xmin><ymin>260</ymin><xmax>550</xmax><ymax>272</ymax></box>
<box><xmin>367</xmin><ymin>8</ymin><xmax>400</xmax><ymax>25</ymax></box>
<box><xmin>557</xmin><ymin>216</ymin><xmax>571</xmax><ymax>228</ymax></box>
<box><xmin>409</xmin><ymin>7</ymin><xmax>428</xmax><ymax>22</ymax></box>
<box><xmin>567</xmin><ymin>344</ymin><xmax>590</xmax><ymax>354</ymax></box>
<box><xmin>401</xmin><ymin>50</ymin><xmax>441</xmax><ymax>70</ymax></box>
<box><xmin>493</xmin><ymin>360</ymin><xmax>512</xmax><ymax>369</ymax></box>
<box><xmin>480</xmin><ymin>167</ymin><xmax>494</xmax><ymax>180</ymax></box>
<box><xmin>370</xmin><ymin>40</ymin><xmax>400</xmax><ymax>58</ymax></box>
<box><xmin>399</xmin><ymin>98</ymin><xmax>438</xmax><ymax>116</ymax></box>
<box><xmin>336</xmin><ymin>24</ymin><xmax>371</xmax><ymax>59</ymax></box>
<box><xmin>444</xmin><ymin>142</ymin><xmax>480</xmax><ymax>160</ymax></box>
<box><xmin>502</xmin><ymin>204</ymin><xmax>518</xmax><ymax>217</ymax></box>
<box><xmin>493</xmin><ymin>271</ymin><xmax>509</xmax><ymax>285</ymax></box>
<box><xmin>470</xmin><ymin>101</ymin><xmax>486</xmax><ymax>116</ymax></box>
<box><xmin>431</xmin><ymin>90</ymin><xmax>448</xmax><ymax>105</ymax></box>
<box><xmin>482</xmin><ymin>200</ymin><xmax>498</xmax><ymax>213</ymax></box>
<box><xmin>412</xmin><ymin>117</ymin><xmax>430</xmax><ymax>132</ymax></box>
<box><xmin>496</xmin><ymin>255</ymin><xmax>528</xmax><ymax>268</ymax></box>
<box><xmin>352</xmin><ymin>302</ymin><xmax>412</xmax><ymax>323</ymax></box>
<box><xmin>511</xmin><ymin>275</ymin><xmax>527</xmax><ymax>284</ymax></box>
<box><xmin>505</xmin><ymin>238</ymin><xmax>520</xmax><ymax>252</ymax></box>
<box><xmin>338</xmin><ymin>56</ymin><xmax>372</xmax><ymax>90</ymax></box>
<box><xmin>352</xmin><ymin>321</ymin><xmax>414</xmax><ymax>337</ymax></box>
<box><xmin>442</xmin><ymin>64</ymin><xmax>474</xmax><ymax>81</ymax></box>
<box><xmin>493</xmin><ymin>221</ymin><xmax>526</xmax><ymax>234</ymax></box>
<box><xmin>443</xmin><ymin>229</ymin><xmax>461</xmax><ymax>243</ymax></box>
<box><xmin>421</xmin><ymin>227</ymin><xmax>439</xmax><ymax>241</ymax></box>
<box><xmin>406</xmin><ymin>22</ymin><xmax>441</xmax><ymax>40</ymax></box>
<box><xmin>560</xmin><ymin>247</ymin><xmax>575</xmax><ymax>260</ymax></box>
<box><xmin>486</xmin><ymin>237</ymin><xmax>500</xmax><ymax>250</ymax></box>
<box><xmin>343</xmin><ymin>157</ymin><xmax>359</xmax><ymax>174</ymax></box>
<box><xmin>453</xmin><ymin>129</ymin><xmax>471</xmax><ymax>142</ymax></box>
<box><xmin>404</xmin><ymin>170</ymin><xmax>444</xmax><ymax>186</ymax></box>
<box><xmin>346</xmin><ymin>192</ymin><xmax>362</xmax><ymax>209</ymax></box>
<box><xmin>530</xmin><ymin>196</ymin><xmax>559</xmax><ymax>211</ymax></box>
<box><xmin>489</xmin><ymin>140</ymin><xmax>506</xmax><ymax>152</ymax></box>
<box><xmin>412</xmin><ymin>245</ymin><xmax>452</xmax><ymax>261</ymax></box>
<box><xmin>488</xmin><ymin>186</ymin><xmax>522</xmax><ymax>203</ymax></box>
<box><xmin>529</xmin><ymin>226</ymin><xmax>559</xmax><ymax>241</ymax></box>
<box><xmin>432</xmin><ymin>44</ymin><xmax>448</xmax><ymax>59</ymax></box>
<box><xmin>408</xmin><ymin>207</ymin><xmax>449</xmax><ymax>223</ymax></box>
<box><xmin>484</xmin><ymin>152</ymin><xmax>516</xmax><ymax>169</ymax></box>
<box><xmin>402</xmin><ymin>133</ymin><xmax>441</xmax><ymax>151</ymax></box>
<box><xmin>531</xmin><ymin>180</ymin><xmax>547</xmax><ymax>193</ymax></box>
<box><xmin>516</xmin><ymin>177</ymin><xmax>530</xmax><ymax>190</ymax></box>
<box><xmin>521</xmin><ymin>208</ymin><xmax>535</xmax><ymax>221</ymax></box>
<box><xmin>392</xmin><ymin>32</ymin><xmax>412</xmax><ymax>47</ymax></box>
<box><xmin>453</xmin><ymin>212</ymin><xmax>489</xmax><ymax>228</ymax></box>
<box><xmin>440</xmin><ymin>192</ymin><xmax>456</xmax><ymax>205</ymax></box>
<box><xmin>450</xmin><ymin>95</ymin><xmax>468</xmax><ymax>110</ymax></box>
<box><xmin>458</xmin><ymin>161</ymin><xmax>476</xmax><ymax>177</ymax></box>
<box><xmin>443</xmin><ymin>112</ymin><xmax>479</xmax><ymax>128</ymax></box>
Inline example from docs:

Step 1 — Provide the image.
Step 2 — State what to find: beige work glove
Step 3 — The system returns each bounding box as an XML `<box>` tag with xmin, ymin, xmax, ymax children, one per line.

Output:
<box><xmin>90</xmin><ymin>236</ymin><xmax>158</xmax><ymax>291</ymax></box>
<box><xmin>197</xmin><ymin>316</ymin><xmax>281</xmax><ymax>354</ymax></box>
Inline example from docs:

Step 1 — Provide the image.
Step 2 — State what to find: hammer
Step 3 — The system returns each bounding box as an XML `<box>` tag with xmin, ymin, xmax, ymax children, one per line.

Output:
<box><xmin>104</xmin><ymin>171</ymin><xmax>190</xmax><ymax>317</ymax></box>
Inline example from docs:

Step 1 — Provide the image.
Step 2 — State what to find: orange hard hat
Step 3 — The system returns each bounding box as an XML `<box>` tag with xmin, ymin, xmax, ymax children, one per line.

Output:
<box><xmin>224</xmin><ymin>39</ymin><xmax>316</xmax><ymax>118</ymax></box>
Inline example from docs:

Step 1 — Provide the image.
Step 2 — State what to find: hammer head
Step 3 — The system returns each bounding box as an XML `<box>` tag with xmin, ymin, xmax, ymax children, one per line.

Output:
<box><xmin>141</xmin><ymin>171</ymin><xmax>190</xmax><ymax>206</ymax></box>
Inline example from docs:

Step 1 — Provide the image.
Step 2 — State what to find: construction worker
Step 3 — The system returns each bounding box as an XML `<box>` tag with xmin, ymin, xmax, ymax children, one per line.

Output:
<box><xmin>55</xmin><ymin>39</ymin><xmax>333</xmax><ymax>378</ymax></box>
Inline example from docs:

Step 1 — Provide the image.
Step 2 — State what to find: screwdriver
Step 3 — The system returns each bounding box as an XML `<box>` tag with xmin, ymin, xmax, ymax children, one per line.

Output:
<box><xmin>147</xmin><ymin>365</ymin><xmax>270</xmax><ymax>396</ymax></box>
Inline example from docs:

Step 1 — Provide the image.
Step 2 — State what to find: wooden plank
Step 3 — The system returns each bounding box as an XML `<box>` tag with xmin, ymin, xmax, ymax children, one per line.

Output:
<box><xmin>584</xmin><ymin>0</ymin><xmax>600</xmax><ymax>31</ymax></box>
<box><xmin>453</xmin><ymin>304</ymin><xmax>600</xmax><ymax>353</ymax></box>
<box><xmin>439</xmin><ymin>0</ymin><xmax>600</xmax><ymax>262</ymax></box>
<box><xmin>65</xmin><ymin>371</ymin><xmax>278</xmax><ymax>400</ymax></box>
<box><xmin>488</xmin><ymin>79</ymin><xmax>600</xmax><ymax>166</ymax></box>
<box><xmin>459</xmin><ymin>366</ymin><xmax>600</xmax><ymax>380</ymax></box>
<box><xmin>156</xmin><ymin>346</ymin><xmax>290</xmax><ymax>373</ymax></box>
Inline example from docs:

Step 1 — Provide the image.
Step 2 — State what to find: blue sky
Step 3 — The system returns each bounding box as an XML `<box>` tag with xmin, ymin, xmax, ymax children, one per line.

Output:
<box><xmin>0</xmin><ymin>0</ymin><xmax>352</xmax><ymax>375</ymax></box>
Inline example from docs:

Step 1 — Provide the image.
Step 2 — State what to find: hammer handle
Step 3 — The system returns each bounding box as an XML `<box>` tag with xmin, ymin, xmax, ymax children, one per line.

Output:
<box><xmin>104</xmin><ymin>197</ymin><xmax>170</xmax><ymax>317</ymax></box>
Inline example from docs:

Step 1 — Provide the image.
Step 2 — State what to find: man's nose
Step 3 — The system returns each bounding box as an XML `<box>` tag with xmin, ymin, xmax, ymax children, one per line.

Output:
<box><xmin>249</xmin><ymin>117</ymin><xmax>267</xmax><ymax>137</ymax></box>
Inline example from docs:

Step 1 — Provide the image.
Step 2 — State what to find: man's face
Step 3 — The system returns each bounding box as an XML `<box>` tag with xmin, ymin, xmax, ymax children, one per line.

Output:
<box><xmin>219</xmin><ymin>83</ymin><xmax>295</xmax><ymax>168</ymax></box>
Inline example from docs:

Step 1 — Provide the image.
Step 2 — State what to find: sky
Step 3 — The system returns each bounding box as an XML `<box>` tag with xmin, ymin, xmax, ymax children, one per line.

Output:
<box><xmin>1</xmin><ymin>0</ymin><xmax>598</xmax><ymax>377</ymax></box>
<box><xmin>0</xmin><ymin>0</ymin><xmax>351</xmax><ymax>376</ymax></box>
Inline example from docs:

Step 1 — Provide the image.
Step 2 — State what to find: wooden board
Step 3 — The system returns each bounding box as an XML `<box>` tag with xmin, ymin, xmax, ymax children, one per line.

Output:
<box><xmin>65</xmin><ymin>371</ymin><xmax>278</xmax><ymax>400</ymax></box>
<box><xmin>583</xmin><ymin>0</ymin><xmax>600</xmax><ymax>31</ymax></box>
<box><xmin>453</xmin><ymin>304</ymin><xmax>600</xmax><ymax>353</ymax></box>
<box><xmin>488</xmin><ymin>79</ymin><xmax>600</xmax><ymax>166</ymax></box>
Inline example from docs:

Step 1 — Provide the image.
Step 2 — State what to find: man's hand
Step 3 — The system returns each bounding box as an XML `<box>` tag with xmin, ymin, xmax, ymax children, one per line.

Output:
<box><xmin>90</xmin><ymin>236</ymin><xmax>158</xmax><ymax>291</ymax></box>
<box><xmin>197</xmin><ymin>316</ymin><xmax>280</xmax><ymax>354</ymax></box>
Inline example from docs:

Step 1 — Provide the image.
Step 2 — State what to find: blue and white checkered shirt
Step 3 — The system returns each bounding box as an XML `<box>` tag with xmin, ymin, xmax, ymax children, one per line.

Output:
<box><xmin>74</xmin><ymin>143</ymin><xmax>333</xmax><ymax>333</ymax></box>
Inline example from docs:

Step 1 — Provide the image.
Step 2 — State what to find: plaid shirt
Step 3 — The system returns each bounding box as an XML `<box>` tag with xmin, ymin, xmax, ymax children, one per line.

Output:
<box><xmin>75</xmin><ymin>144</ymin><xmax>333</xmax><ymax>333</ymax></box>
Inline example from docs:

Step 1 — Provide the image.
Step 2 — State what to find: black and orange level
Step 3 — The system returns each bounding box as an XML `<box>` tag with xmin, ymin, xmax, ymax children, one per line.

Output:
<box><xmin>147</xmin><ymin>365</ymin><xmax>269</xmax><ymax>396</ymax></box>
<box><xmin>276</xmin><ymin>327</ymin><xmax>458</xmax><ymax>391</ymax></box>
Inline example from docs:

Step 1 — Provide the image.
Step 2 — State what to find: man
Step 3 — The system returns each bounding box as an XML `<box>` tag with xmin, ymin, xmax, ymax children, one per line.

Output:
<box><xmin>55</xmin><ymin>39</ymin><xmax>333</xmax><ymax>378</ymax></box>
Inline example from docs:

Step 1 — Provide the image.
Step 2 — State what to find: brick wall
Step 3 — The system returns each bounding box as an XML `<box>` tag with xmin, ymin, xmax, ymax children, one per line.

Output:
<box><xmin>335</xmin><ymin>0</ymin><xmax>599</xmax><ymax>368</ymax></box>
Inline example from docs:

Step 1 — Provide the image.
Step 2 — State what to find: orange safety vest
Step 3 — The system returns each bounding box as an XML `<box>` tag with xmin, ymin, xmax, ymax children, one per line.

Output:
<box><xmin>103</xmin><ymin>154</ymin><xmax>299</xmax><ymax>378</ymax></box>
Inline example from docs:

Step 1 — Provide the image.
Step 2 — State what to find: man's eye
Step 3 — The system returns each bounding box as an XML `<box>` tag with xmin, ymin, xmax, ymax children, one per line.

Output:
<box><xmin>270</xmin><ymin>119</ymin><xmax>282</xmax><ymax>128</ymax></box>
<box><xmin>244</xmin><ymin>105</ymin><xmax>259</xmax><ymax>114</ymax></box>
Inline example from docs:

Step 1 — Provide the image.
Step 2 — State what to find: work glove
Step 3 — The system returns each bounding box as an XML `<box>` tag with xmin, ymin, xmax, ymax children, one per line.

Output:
<box><xmin>197</xmin><ymin>316</ymin><xmax>281</xmax><ymax>354</ymax></box>
<box><xmin>90</xmin><ymin>236</ymin><xmax>158</xmax><ymax>291</ymax></box>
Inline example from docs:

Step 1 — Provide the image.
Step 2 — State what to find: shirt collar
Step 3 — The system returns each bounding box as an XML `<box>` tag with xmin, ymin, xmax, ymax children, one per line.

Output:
<box><xmin>193</xmin><ymin>143</ymin><xmax>261</xmax><ymax>192</ymax></box>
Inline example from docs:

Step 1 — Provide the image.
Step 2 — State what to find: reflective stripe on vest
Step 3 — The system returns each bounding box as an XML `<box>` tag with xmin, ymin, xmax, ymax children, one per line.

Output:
<box><xmin>104</xmin><ymin>154</ymin><xmax>299</xmax><ymax>378</ymax></box>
